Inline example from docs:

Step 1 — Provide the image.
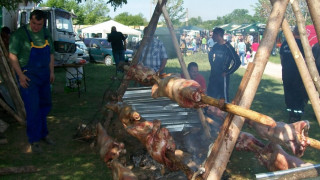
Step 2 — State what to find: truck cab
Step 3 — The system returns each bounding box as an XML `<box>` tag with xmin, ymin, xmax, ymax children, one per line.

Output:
<box><xmin>18</xmin><ymin>7</ymin><xmax>77</xmax><ymax>65</ymax></box>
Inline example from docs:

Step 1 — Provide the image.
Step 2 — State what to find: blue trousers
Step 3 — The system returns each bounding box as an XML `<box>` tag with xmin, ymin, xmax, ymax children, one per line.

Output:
<box><xmin>112</xmin><ymin>50</ymin><xmax>125</xmax><ymax>67</ymax></box>
<box><xmin>20</xmin><ymin>69</ymin><xmax>52</xmax><ymax>143</ymax></box>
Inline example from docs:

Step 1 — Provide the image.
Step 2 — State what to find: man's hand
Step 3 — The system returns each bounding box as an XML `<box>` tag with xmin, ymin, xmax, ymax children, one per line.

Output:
<box><xmin>19</xmin><ymin>73</ymin><xmax>30</xmax><ymax>88</ymax></box>
<box><xmin>50</xmin><ymin>73</ymin><xmax>55</xmax><ymax>84</ymax></box>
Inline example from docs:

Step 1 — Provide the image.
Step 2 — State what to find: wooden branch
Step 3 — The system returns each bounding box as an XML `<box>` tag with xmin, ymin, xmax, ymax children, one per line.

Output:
<box><xmin>281</xmin><ymin>17</ymin><xmax>320</xmax><ymax>126</ymax></box>
<box><xmin>204</xmin><ymin>0</ymin><xmax>289</xmax><ymax>178</ymax></box>
<box><xmin>203</xmin><ymin>63</ymin><xmax>255</xmax><ymax>178</ymax></box>
<box><xmin>306</xmin><ymin>0</ymin><xmax>320</xmax><ymax>45</ymax></box>
<box><xmin>0</xmin><ymin>166</ymin><xmax>38</xmax><ymax>175</ymax></box>
<box><xmin>0</xmin><ymin>98</ymin><xmax>24</xmax><ymax>124</ymax></box>
<box><xmin>159</xmin><ymin>0</ymin><xmax>211</xmax><ymax>139</ymax></box>
<box><xmin>201</xmin><ymin>94</ymin><xmax>276</xmax><ymax>127</ymax></box>
<box><xmin>308</xmin><ymin>137</ymin><xmax>320</xmax><ymax>151</ymax></box>
<box><xmin>291</xmin><ymin>0</ymin><xmax>320</xmax><ymax>94</ymax></box>
<box><xmin>0</xmin><ymin>41</ymin><xmax>26</xmax><ymax>124</ymax></box>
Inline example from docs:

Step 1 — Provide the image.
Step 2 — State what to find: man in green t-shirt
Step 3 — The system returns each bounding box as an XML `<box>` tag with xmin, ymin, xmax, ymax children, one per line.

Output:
<box><xmin>9</xmin><ymin>9</ymin><xmax>55</xmax><ymax>153</ymax></box>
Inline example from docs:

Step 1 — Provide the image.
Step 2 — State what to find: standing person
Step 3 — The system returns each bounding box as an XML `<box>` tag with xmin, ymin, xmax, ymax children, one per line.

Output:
<box><xmin>237</xmin><ymin>38</ymin><xmax>246</xmax><ymax>66</ymax></box>
<box><xmin>245</xmin><ymin>38</ymin><xmax>252</xmax><ymax>62</ymax></box>
<box><xmin>9</xmin><ymin>10</ymin><xmax>55</xmax><ymax>153</ymax></box>
<box><xmin>107</xmin><ymin>26</ymin><xmax>127</xmax><ymax>72</ymax></box>
<box><xmin>201</xmin><ymin>35</ymin><xmax>207</xmax><ymax>53</ymax></box>
<box><xmin>181</xmin><ymin>62</ymin><xmax>207</xmax><ymax>93</ymax></box>
<box><xmin>280</xmin><ymin>26</ymin><xmax>308</xmax><ymax>123</ymax></box>
<box><xmin>207</xmin><ymin>35</ymin><xmax>215</xmax><ymax>53</ymax></box>
<box><xmin>251</xmin><ymin>38</ymin><xmax>260</xmax><ymax>61</ymax></box>
<box><xmin>138</xmin><ymin>26</ymin><xmax>168</xmax><ymax>74</ymax></box>
<box><xmin>312</xmin><ymin>42</ymin><xmax>320</xmax><ymax>72</ymax></box>
<box><xmin>207</xmin><ymin>28</ymin><xmax>241</xmax><ymax>116</ymax></box>
<box><xmin>1</xmin><ymin>26</ymin><xmax>11</xmax><ymax>51</ymax></box>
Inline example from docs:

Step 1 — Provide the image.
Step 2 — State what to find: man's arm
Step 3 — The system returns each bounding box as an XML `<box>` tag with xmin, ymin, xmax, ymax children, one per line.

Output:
<box><xmin>123</xmin><ymin>39</ymin><xmax>127</xmax><ymax>51</ymax></box>
<box><xmin>9</xmin><ymin>53</ymin><xmax>30</xmax><ymax>88</ymax></box>
<box><xmin>50</xmin><ymin>54</ymin><xmax>55</xmax><ymax>83</ymax></box>
<box><xmin>158</xmin><ymin>58</ymin><xmax>168</xmax><ymax>74</ymax></box>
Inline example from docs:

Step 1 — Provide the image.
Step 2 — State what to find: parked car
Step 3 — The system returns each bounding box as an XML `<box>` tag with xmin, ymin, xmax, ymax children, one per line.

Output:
<box><xmin>83</xmin><ymin>38</ymin><xmax>133</xmax><ymax>66</ymax></box>
<box><xmin>75</xmin><ymin>40</ymin><xmax>90</xmax><ymax>61</ymax></box>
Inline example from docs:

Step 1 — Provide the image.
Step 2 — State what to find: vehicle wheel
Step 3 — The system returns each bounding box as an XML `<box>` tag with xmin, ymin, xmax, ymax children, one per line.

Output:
<box><xmin>104</xmin><ymin>55</ymin><xmax>112</xmax><ymax>66</ymax></box>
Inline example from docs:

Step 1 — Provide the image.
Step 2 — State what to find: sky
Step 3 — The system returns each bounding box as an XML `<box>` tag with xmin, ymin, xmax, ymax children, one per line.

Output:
<box><xmin>107</xmin><ymin>0</ymin><xmax>258</xmax><ymax>21</ymax></box>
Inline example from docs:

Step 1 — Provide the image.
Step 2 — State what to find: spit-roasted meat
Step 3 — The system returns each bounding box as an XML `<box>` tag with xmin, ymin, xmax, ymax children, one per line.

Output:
<box><xmin>123</xmin><ymin>64</ymin><xmax>156</xmax><ymax>85</ymax></box>
<box><xmin>236</xmin><ymin>132</ymin><xmax>312</xmax><ymax>171</ymax></box>
<box><xmin>106</xmin><ymin>103</ymin><xmax>178</xmax><ymax>171</ymax></box>
<box><xmin>249</xmin><ymin>120</ymin><xmax>310</xmax><ymax>157</ymax></box>
<box><xmin>96</xmin><ymin>123</ymin><xmax>126</xmax><ymax>163</ymax></box>
<box><xmin>110</xmin><ymin>160</ymin><xmax>138</xmax><ymax>180</ymax></box>
<box><xmin>152</xmin><ymin>76</ymin><xmax>205</xmax><ymax>108</ymax></box>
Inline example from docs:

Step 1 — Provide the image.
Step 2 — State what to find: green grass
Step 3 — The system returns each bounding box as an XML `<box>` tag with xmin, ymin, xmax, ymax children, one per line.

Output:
<box><xmin>0</xmin><ymin>53</ymin><xmax>319</xmax><ymax>179</ymax></box>
<box><xmin>268</xmin><ymin>54</ymin><xmax>281</xmax><ymax>64</ymax></box>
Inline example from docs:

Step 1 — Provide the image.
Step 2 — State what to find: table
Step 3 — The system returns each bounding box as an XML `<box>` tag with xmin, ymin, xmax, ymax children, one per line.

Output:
<box><xmin>54</xmin><ymin>63</ymin><xmax>86</xmax><ymax>97</ymax></box>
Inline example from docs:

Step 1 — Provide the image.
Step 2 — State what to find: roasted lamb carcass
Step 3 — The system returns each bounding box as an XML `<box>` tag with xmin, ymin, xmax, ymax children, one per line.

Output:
<box><xmin>236</xmin><ymin>132</ymin><xmax>312</xmax><ymax>171</ymax></box>
<box><xmin>106</xmin><ymin>103</ymin><xmax>179</xmax><ymax>171</ymax></box>
<box><xmin>96</xmin><ymin>123</ymin><xmax>126</xmax><ymax>163</ymax></box>
<box><xmin>110</xmin><ymin>160</ymin><xmax>138</xmax><ymax>180</ymax></box>
<box><xmin>123</xmin><ymin>64</ymin><xmax>156</xmax><ymax>85</ymax></box>
<box><xmin>248</xmin><ymin>120</ymin><xmax>310</xmax><ymax>157</ymax></box>
<box><xmin>151</xmin><ymin>76</ymin><xmax>205</xmax><ymax>108</ymax></box>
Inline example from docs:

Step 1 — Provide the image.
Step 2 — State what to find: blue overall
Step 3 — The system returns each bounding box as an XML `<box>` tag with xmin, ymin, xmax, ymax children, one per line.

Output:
<box><xmin>20</xmin><ymin>27</ymin><xmax>52</xmax><ymax>144</ymax></box>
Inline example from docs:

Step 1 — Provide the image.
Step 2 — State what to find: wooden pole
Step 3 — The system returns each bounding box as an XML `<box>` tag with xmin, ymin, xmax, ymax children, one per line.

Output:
<box><xmin>203</xmin><ymin>0</ymin><xmax>289</xmax><ymax>179</ymax></box>
<box><xmin>0</xmin><ymin>98</ymin><xmax>24</xmax><ymax>124</ymax></box>
<box><xmin>201</xmin><ymin>94</ymin><xmax>276</xmax><ymax>127</ymax></box>
<box><xmin>306</xmin><ymin>0</ymin><xmax>320</xmax><ymax>44</ymax></box>
<box><xmin>0</xmin><ymin>166</ymin><xmax>38</xmax><ymax>175</ymax></box>
<box><xmin>203</xmin><ymin>63</ymin><xmax>255</xmax><ymax>179</ymax></box>
<box><xmin>159</xmin><ymin>0</ymin><xmax>212</xmax><ymax>139</ymax></box>
<box><xmin>0</xmin><ymin>39</ymin><xmax>26</xmax><ymax>124</ymax></box>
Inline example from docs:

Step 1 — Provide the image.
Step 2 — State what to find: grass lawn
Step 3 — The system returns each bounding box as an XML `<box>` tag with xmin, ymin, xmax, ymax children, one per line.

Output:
<box><xmin>0</xmin><ymin>52</ymin><xmax>319</xmax><ymax>179</ymax></box>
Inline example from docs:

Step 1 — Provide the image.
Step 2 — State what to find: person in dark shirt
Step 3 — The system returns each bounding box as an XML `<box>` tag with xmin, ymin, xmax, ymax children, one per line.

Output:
<box><xmin>207</xmin><ymin>27</ymin><xmax>241</xmax><ymax>118</ymax></box>
<box><xmin>280</xmin><ymin>26</ymin><xmax>308</xmax><ymax>123</ymax></box>
<box><xmin>107</xmin><ymin>26</ymin><xmax>127</xmax><ymax>71</ymax></box>
<box><xmin>312</xmin><ymin>42</ymin><xmax>320</xmax><ymax>72</ymax></box>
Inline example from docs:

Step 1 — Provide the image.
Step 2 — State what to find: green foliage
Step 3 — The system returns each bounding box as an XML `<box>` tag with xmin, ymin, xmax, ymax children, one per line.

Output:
<box><xmin>40</xmin><ymin>0</ymin><xmax>110</xmax><ymax>25</ymax></box>
<box><xmin>214</xmin><ymin>9</ymin><xmax>256</xmax><ymax>26</ymax></box>
<box><xmin>114</xmin><ymin>12</ymin><xmax>147</xmax><ymax>26</ymax></box>
<box><xmin>253</xmin><ymin>0</ymin><xmax>311</xmax><ymax>25</ymax></box>
<box><xmin>187</xmin><ymin>16</ymin><xmax>203</xmax><ymax>27</ymax></box>
<box><xmin>0</xmin><ymin>0</ymin><xmax>42</xmax><ymax>10</ymax></box>
<box><xmin>165</xmin><ymin>0</ymin><xmax>186</xmax><ymax>26</ymax></box>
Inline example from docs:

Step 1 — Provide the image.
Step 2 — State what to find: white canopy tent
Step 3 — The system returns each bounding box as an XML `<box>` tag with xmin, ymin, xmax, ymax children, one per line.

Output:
<box><xmin>80</xmin><ymin>20</ymin><xmax>142</xmax><ymax>39</ymax></box>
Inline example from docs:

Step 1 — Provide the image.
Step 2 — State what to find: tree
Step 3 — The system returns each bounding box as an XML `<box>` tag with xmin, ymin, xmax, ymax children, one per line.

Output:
<box><xmin>41</xmin><ymin>0</ymin><xmax>87</xmax><ymax>25</ymax></box>
<box><xmin>83</xmin><ymin>0</ymin><xmax>110</xmax><ymax>24</ymax></box>
<box><xmin>41</xmin><ymin>0</ymin><xmax>111</xmax><ymax>25</ymax></box>
<box><xmin>187</xmin><ymin>16</ymin><xmax>203</xmax><ymax>27</ymax></box>
<box><xmin>1</xmin><ymin>0</ymin><xmax>126</xmax><ymax>12</ymax></box>
<box><xmin>221</xmin><ymin>9</ymin><xmax>255</xmax><ymax>24</ymax></box>
<box><xmin>152</xmin><ymin>0</ymin><xmax>185</xmax><ymax>26</ymax></box>
<box><xmin>253</xmin><ymin>0</ymin><xmax>311</xmax><ymax>25</ymax></box>
<box><xmin>114</xmin><ymin>12</ymin><xmax>147</xmax><ymax>26</ymax></box>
